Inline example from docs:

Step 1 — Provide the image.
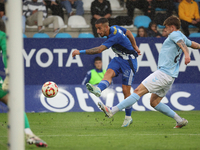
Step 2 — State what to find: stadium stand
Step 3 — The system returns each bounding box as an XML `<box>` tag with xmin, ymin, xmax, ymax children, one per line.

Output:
<box><xmin>68</xmin><ymin>15</ymin><xmax>90</xmax><ymax>28</ymax></box>
<box><xmin>23</xmin><ymin>33</ymin><xmax>27</xmax><ymax>38</ymax></box>
<box><xmin>55</xmin><ymin>33</ymin><xmax>72</xmax><ymax>38</ymax></box>
<box><xmin>134</xmin><ymin>15</ymin><xmax>151</xmax><ymax>28</ymax></box>
<box><xmin>132</xmin><ymin>32</ymin><xmax>137</xmax><ymax>37</ymax></box>
<box><xmin>33</xmin><ymin>33</ymin><xmax>50</xmax><ymax>38</ymax></box>
<box><xmin>78</xmin><ymin>33</ymin><xmax>94</xmax><ymax>38</ymax></box>
<box><xmin>24</xmin><ymin>0</ymin><xmax>199</xmax><ymax>38</ymax></box>
<box><xmin>82</xmin><ymin>0</ymin><xmax>93</xmax><ymax>11</ymax></box>
<box><xmin>189</xmin><ymin>32</ymin><xmax>200</xmax><ymax>38</ymax></box>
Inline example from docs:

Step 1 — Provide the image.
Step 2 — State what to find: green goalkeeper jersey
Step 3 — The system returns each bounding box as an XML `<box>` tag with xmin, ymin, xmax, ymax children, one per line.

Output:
<box><xmin>0</xmin><ymin>30</ymin><xmax>7</xmax><ymax>69</ymax></box>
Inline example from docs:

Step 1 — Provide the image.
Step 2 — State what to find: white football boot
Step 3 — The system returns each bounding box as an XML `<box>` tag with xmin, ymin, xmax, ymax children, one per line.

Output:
<box><xmin>98</xmin><ymin>102</ymin><xmax>113</xmax><ymax>118</ymax></box>
<box><xmin>86</xmin><ymin>83</ymin><xmax>101</xmax><ymax>97</ymax></box>
<box><xmin>121</xmin><ymin>118</ymin><xmax>133</xmax><ymax>127</ymax></box>
<box><xmin>174</xmin><ymin>118</ymin><xmax>188</xmax><ymax>128</ymax></box>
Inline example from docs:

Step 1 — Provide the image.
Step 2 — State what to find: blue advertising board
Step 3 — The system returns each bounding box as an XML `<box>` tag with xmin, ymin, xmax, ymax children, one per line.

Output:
<box><xmin>0</xmin><ymin>38</ymin><xmax>200</xmax><ymax>113</ymax></box>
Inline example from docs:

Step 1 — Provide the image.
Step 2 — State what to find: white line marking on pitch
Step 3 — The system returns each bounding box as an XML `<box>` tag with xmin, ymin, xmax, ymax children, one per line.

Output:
<box><xmin>1</xmin><ymin>134</ymin><xmax>200</xmax><ymax>138</ymax></box>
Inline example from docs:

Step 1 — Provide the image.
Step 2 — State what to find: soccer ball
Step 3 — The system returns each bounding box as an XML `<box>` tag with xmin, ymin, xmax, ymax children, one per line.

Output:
<box><xmin>42</xmin><ymin>81</ymin><xmax>58</xmax><ymax>98</ymax></box>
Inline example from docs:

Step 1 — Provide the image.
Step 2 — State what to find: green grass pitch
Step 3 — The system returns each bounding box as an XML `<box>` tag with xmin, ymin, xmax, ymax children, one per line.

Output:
<box><xmin>0</xmin><ymin>111</ymin><xmax>200</xmax><ymax>150</ymax></box>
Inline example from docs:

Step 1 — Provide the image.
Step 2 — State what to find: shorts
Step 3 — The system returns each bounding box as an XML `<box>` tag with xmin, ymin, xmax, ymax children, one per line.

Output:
<box><xmin>0</xmin><ymin>76</ymin><xmax>7</xmax><ymax>99</ymax></box>
<box><xmin>107</xmin><ymin>57</ymin><xmax>137</xmax><ymax>85</ymax></box>
<box><xmin>142</xmin><ymin>70</ymin><xmax>175</xmax><ymax>97</ymax></box>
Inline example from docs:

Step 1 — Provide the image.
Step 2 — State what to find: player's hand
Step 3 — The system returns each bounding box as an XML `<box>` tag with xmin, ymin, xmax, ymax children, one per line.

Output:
<box><xmin>192</xmin><ymin>20</ymin><xmax>197</xmax><ymax>24</ymax></box>
<box><xmin>135</xmin><ymin>46</ymin><xmax>141</xmax><ymax>55</ymax></box>
<box><xmin>2</xmin><ymin>68</ymin><xmax>9</xmax><ymax>91</ymax></box>
<box><xmin>32</xmin><ymin>9</ymin><xmax>38</xmax><ymax>14</ymax></box>
<box><xmin>51</xmin><ymin>1</ymin><xmax>57</xmax><ymax>5</ymax></box>
<box><xmin>185</xmin><ymin>55</ymin><xmax>191</xmax><ymax>65</ymax></box>
<box><xmin>72</xmin><ymin>50</ymin><xmax>80</xmax><ymax>57</ymax></box>
<box><xmin>196</xmin><ymin>19</ymin><xmax>200</xmax><ymax>22</ymax></box>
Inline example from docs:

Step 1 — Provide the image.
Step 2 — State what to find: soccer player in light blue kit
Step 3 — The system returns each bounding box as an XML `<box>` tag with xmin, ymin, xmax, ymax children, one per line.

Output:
<box><xmin>98</xmin><ymin>15</ymin><xmax>200</xmax><ymax>128</ymax></box>
<box><xmin>72</xmin><ymin>18</ymin><xmax>141</xmax><ymax>127</ymax></box>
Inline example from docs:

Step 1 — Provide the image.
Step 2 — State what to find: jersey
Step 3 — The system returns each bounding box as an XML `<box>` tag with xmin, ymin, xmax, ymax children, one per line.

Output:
<box><xmin>0</xmin><ymin>30</ymin><xmax>7</xmax><ymax>69</ymax></box>
<box><xmin>158</xmin><ymin>30</ymin><xmax>192</xmax><ymax>78</ymax></box>
<box><xmin>102</xmin><ymin>25</ymin><xmax>138</xmax><ymax>85</ymax></box>
<box><xmin>0</xmin><ymin>31</ymin><xmax>7</xmax><ymax>98</ymax></box>
<box><xmin>102</xmin><ymin>25</ymin><xmax>138</xmax><ymax>60</ymax></box>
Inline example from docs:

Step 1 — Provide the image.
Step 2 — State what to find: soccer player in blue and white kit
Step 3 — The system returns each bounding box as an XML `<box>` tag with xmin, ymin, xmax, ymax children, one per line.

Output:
<box><xmin>72</xmin><ymin>18</ymin><xmax>141</xmax><ymax>127</ymax></box>
<box><xmin>98</xmin><ymin>15</ymin><xmax>200</xmax><ymax>128</ymax></box>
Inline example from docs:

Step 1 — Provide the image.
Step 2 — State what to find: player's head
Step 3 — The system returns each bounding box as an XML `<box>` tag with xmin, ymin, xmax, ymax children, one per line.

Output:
<box><xmin>95</xmin><ymin>18</ymin><xmax>109</xmax><ymax>37</ymax></box>
<box><xmin>0</xmin><ymin>19</ymin><xmax>5</xmax><ymax>33</ymax></box>
<box><xmin>94</xmin><ymin>56</ymin><xmax>102</xmax><ymax>70</ymax></box>
<box><xmin>162</xmin><ymin>27</ymin><xmax>168</xmax><ymax>37</ymax></box>
<box><xmin>163</xmin><ymin>15</ymin><xmax>181</xmax><ymax>34</ymax></box>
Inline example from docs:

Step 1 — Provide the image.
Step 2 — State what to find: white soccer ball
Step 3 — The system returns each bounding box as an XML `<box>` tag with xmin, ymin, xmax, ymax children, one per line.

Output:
<box><xmin>42</xmin><ymin>81</ymin><xmax>58</xmax><ymax>98</ymax></box>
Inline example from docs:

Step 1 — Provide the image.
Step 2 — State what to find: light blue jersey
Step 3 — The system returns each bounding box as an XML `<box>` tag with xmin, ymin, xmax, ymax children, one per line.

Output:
<box><xmin>158</xmin><ymin>31</ymin><xmax>192</xmax><ymax>78</ymax></box>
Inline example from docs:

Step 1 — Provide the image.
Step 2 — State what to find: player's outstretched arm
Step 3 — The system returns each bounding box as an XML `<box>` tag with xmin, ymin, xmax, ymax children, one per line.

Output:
<box><xmin>190</xmin><ymin>41</ymin><xmax>200</xmax><ymax>49</ymax></box>
<box><xmin>72</xmin><ymin>45</ymin><xmax>107</xmax><ymax>57</ymax></box>
<box><xmin>176</xmin><ymin>39</ymin><xmax>190</xmax><ymax>65</ymax></box>
<box><xmin>125</xmin><ymin>29</ymin><xmax>141</xmax><ymax>55</ymax></box>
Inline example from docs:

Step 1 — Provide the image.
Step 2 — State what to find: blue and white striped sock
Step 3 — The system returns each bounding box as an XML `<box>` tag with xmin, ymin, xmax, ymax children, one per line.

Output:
<box><xmin>97</xmin><ymin>80</ymin><xmax>110</xmax><ymax>91</ymax></box>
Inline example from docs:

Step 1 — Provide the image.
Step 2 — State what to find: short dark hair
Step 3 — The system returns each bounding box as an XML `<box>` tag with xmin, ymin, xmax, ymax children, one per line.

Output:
<box><xmin>148</xmin><ymin>21</ymin><xmax>157</xmax><ymax>29</ymax></box>
<box><xmin>163</xmin><ymin>15</ymin><xmax>181</xmax><ymax>29</ymax></box>
<box><xmin>95</xmin><ymin>18</ymin><xmax>109</xmax><ymax>25</ymax></box>
<box><xmin>94</xmin><ymin>56</ymin><xmax>102</xmax><ymax>62</ymax></box>
<box><xmin>0</xmin><ymin>19</ymin><xmax>5</xmax><ymax>33</ymax></box>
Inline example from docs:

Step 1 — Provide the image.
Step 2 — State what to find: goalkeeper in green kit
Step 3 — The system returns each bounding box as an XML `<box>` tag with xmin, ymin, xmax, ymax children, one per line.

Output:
<box><xmin>0</xmin><ymin>23</ymin><xmax>48</xmax><ymax>147</ymax></box>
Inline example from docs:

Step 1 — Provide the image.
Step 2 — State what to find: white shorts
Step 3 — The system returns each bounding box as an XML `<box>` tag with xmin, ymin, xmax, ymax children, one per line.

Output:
<box><xmin>142</xmin><ymin>70</ymin><xmax>175</xmax><ymax>97</ymax></box>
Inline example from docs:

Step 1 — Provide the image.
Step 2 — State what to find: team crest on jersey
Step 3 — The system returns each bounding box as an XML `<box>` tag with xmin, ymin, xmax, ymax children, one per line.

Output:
<box><xmin>113</xmin><ymin>26</ymin><xmax>117</xmax><ymax>35</ymax></box>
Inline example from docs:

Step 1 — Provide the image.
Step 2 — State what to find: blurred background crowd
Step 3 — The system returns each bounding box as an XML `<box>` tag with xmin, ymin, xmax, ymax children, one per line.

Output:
<box><xmin>1</xmin><ymin>0</ymin><xmax>200</xmax><ymax>38</ymax></box>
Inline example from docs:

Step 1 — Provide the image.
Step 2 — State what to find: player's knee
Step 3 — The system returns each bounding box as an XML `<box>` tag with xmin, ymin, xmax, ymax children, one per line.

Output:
<box><xmin>133</xmin><ymin>88</ymin><xmax>140</xmax><ymax>94</ymax></box>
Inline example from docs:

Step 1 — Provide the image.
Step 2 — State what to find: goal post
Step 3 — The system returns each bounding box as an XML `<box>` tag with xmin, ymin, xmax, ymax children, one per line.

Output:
<box><xmin>5</xmin><ymin>0</ymin><xmax>24</xmax><ymax>150</ymax></box>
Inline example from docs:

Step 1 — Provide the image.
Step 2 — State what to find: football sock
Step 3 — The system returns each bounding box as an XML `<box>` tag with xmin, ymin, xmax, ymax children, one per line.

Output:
<box><xmin>117</xmin><ymin>93</ymin><xmax>140</xmax><ymax>110</ymax></box>
<box><xmin>25</xmin><ymin>128</ymin><xmax>34</xmax><ymax>135</ymax></box>
<box><xmin>173</xmin><ymin>113</ymin><xmax>183</xmax><ymax>123</ymax></box>
<box><xmin>24</xmin><ymin>113</ymin><xmax>30</xmax><ymax>129</ymax></box>
<box><xmin>125</xmin><ymin>115</ymin><xmax>132</xmax><ymax>119</ymax></box>
<box><xmin>97</xmin><ymin>80</ymin><xmax>109</xmax><ymax>91</ymax></box>
<box><xmin>24</xmin><ymin>113</ymin><xmax>34</xmax><ymax>135</ymax></box>
<box><xmin>154</xmin><ymin>103</ymin><xmax>175</xmax><ymax>118</ymax></box>
<box><xmin>125</xmin><ymin>105</ymin><xmax>132</xmax><ymax>117</ymax></box>
<box><xmin>111</xmin><ymin>106</ymin><xmax>119</xmax><ymax>115</ymax></box>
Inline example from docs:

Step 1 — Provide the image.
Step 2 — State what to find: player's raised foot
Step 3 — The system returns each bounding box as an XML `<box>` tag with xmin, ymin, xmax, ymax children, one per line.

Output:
<box><xmin>26</xmin><ymin>134</ymin><xmax>48</xmax><ymax>147</ymax></box>
<box><xmin>98</xmin><ymin>102</ymin><xmax>113</xmax><ymax>118</ymax></box>
<box><xmin>86</xmin><ymin>83</ymin><xmax>101</xmax><ymax>97</ymax></box>
<box><xmin>174</xmin><ymin>118</ymin><xmax>188</xmax><ymax>128</ymax></box>
<box><xmin>121</xmin><ymin>118</ymin><xmax>133</xmax><ymax>127</ymax></box>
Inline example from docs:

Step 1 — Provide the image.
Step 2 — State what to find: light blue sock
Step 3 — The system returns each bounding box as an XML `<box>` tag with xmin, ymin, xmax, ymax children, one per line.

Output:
<box><xmin>125</xmin><ymin>106</ymin><xmax>132</xmax><ymax>116</ymax></box>
<box><xmin>117</xmin><ymin>93</ymin><xmax>140</xmax><ymax>110</ymax></box>
<box><xmin>97</xmin><ymin>80</ymin><xmax>109</xmax><ymax>91</ymax></box>
<box><xmin>154</xmin><ymin>103</ymin><xmax>175</xmax><ymax>118</ymax></box>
